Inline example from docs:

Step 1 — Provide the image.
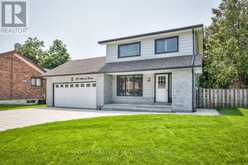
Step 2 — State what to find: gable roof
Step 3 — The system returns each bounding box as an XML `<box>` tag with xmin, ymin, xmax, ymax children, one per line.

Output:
<box><xmin>42</xmin><ymin>56</ymin><xmax>106</xmax><ymax>77</ymax></box>
<box><xmin>0</xmin><ymin>50</ymin><xmax>46</xmax><ymax>73</ymax></box>
<box><xmin>100</xmin><ymin>55</ymin><xmax>202</xmax><ymax>73</ymax></box>
<box><xmin>98</xmin><ymin>24</ymin><xmax>203</xmax><ymax>44</ymax></box>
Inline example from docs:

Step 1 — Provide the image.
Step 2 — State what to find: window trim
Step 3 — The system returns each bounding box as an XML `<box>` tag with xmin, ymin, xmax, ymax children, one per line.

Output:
<box><xmin>117</xmin><ymin>74</ymin><xmax>143</xmax><ymax>97</ymax></box>
<box><xmin>118</xmin><ymin>42</ymin><xmax>141</xmax><ymax>58</ymax></box>
<box><xmin>154</xmin><ymin>36</ymin><xmax>179</xmax><ymax>54</ymax></box>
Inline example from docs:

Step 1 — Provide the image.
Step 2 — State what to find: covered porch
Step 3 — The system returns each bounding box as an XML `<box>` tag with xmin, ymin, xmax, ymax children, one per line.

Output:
<box><xmin>102</xmin><ymin>68</ymin><xmax>193</xmax><ymax>112</ymax></box>
<box><xmin>100</xmin><ymin>55</ymin><xmax>202</xmax><ymax>112</ymax></box>
<box><xmin>102</xmin><ymin>70</ymin><xmax>174</xmax><ymax>112</ymax></box>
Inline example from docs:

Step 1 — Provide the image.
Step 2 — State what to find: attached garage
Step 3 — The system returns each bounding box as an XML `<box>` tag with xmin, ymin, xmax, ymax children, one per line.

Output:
<box><xmin>43</xmin><ymin>57</ymin><xmax>106</xmax><ymax>109</ymax></box>
<box><xmin>54</xmin><ymin>82</ymin><xmax>97</xmax><ymax>109</ymax></box>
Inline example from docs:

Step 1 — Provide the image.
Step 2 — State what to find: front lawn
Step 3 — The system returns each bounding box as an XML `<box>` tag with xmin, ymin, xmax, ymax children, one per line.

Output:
<box><xmin>0</xmin><ymin>108</ymin><xmax>248</xmax><ymax>164</ymax></box>
<box><xmin>0</xmin><ymin>104</ymin><xmax>47</xmax><ymax>111</ymax></box>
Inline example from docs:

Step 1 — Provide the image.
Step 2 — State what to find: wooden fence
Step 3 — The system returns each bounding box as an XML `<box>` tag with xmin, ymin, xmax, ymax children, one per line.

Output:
<box><xmin>196</xmin><ymin>88</ymin><xmax>248</xmax><ymax>108</ymax></box>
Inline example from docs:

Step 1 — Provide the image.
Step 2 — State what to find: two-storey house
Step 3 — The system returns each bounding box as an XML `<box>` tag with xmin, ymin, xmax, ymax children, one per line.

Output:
<box><xmin>43</xmin><ymin>24</ymin><xmax>203</xmax><ymax>112</ymax></box>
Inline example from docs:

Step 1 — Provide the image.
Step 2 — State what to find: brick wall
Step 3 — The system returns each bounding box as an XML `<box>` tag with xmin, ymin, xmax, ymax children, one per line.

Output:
<box><xmin>0</xmin><ymin>51</ymin><xmax>46</xmax><ymax>100</ymax></box>
<box><xmin>0</xmin><ymin>54</ymin><xmax>12</xmax><ymax>99</ymax></box>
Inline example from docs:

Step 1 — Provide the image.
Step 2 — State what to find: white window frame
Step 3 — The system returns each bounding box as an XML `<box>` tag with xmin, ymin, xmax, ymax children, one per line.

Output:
<box><xmin>31</xmin><ymin>78</ymin><xmax>42</xmax><ymax>87</ymax></box>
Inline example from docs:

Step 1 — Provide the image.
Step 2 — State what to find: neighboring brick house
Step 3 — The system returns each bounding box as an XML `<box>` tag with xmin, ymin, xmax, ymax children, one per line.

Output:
<box><xmin>0</xmin><ymin>50</ymin><xmax>46</xmax><ymax>104</ymax></box>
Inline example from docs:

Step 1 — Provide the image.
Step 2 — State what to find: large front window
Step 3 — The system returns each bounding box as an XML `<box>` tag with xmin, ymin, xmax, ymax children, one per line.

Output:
<box><xmin>118</xmin><ymin>42</ymin><xmax>141</xmax><ymax>58</ymax></box>
<box><xmin>155</xmin><ymin>36</ymin><xmax>178</xmax><ymax>54</ymax></box>
<box><xmin>117</xmin><ymin>75</ymin><xmax>143</xmax><ymax>96</ymax></box>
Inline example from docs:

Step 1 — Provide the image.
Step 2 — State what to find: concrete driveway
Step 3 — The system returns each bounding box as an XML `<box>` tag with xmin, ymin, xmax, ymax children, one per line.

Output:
<box><xmin>0</xmin><ymin>107</ymin><xmax>219</xmax><ymax>132</ymax></box>
<box><xmin>0</xmin><ymin>107</ymin><xmax>153</xmax><ymax>132</ymax></box>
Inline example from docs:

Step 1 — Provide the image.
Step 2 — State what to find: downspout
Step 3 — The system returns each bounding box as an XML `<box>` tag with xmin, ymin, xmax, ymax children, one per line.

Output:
<box><xmin>192</xmin><ymin>28</ymin><xmax>196</xmax><ymax>112</ymax></box>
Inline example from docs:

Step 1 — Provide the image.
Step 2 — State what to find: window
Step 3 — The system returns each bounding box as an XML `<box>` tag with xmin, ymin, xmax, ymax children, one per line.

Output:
<box><xmin>75</xmin><ymin>84</ymin><xmax>79</xmax><ymax>87</ymax></box>
<box><xmin>31</xmin><ymin>78</ymin><xmax>36</xmax><ymax>86</ymax></box>
<box><xmin>158</xmin><ymin>76</ymin><xmax>166</xmax><ymax>89</ymax></box>
<box><xmin>36</xmin><ymin>79</ymin><xmax>41</xmax><ymax>86</ymax></box>
<box><xmin>31</xmin><ymin>78</ymin><xmax>42</xmax><ymax>87</ymax></box>
<box><xmin>60</xmin><ymin>84</ymin><xmax>64</xmax><ymax>88</ymax></box>
<box><xmin>92</xmin><ymin>83</ymin><xmax>96</xmax><ymax>87</ymax></box>
<box><xmin>26</xmin><ymin>100</ymin><xmax>36</xmax><ymax>103</ymax></box>
<box><xmin>81</xmin><ymin>83</ymin><xmax>85</xmax><ymax>87</ymax></box>
<box><xmin>117</xmin><ymin>75</ymin><xmax>143</xmax><ymax>96</ymax></box>
<box><xmin>65</xmin><ymin>84</ymin><xmax>69</xmax><ymax>88</ymax></box>
<box><xmin>155</xmin><ymin>36</ymin><xmax>178</xmax><ymax>54</ymax></box>
<box><xmin>55</xmin><ymin>84</ymin><xmax>59</xmax><ymax>88</ymax></box>
<box><xmin>86</xmin><ymin>83</ymin><xmax>90</xmax><ymax>87</ymax></box>
<box><xmin>70</xmin><ymin>84</ymin><xmax>73</xmax><ymax>88</ymax></box>
<box><xmin>118</xmin><ymin>42</ymin><xmax>140</xmax><ymax>58</ymax></box>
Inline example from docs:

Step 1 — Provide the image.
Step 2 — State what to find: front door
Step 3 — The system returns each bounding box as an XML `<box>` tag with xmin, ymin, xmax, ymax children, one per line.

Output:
<box><xmin>155</xmin><ymin>74</ymin><xmax>168</xmax><ymax>102</ymax></box>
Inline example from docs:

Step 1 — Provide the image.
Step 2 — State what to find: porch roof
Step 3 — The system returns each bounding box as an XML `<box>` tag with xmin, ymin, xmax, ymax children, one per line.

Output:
<box><xmin>101</xmin><ymin>55</ymin><xmax>202</xmax><ymax>73</ymax></box>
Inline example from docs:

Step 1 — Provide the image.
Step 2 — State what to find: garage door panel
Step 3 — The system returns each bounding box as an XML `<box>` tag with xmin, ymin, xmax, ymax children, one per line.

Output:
<box><xmin>54</xmin><ymin>82</ymin><xmax>97</xmax><ymax>109</ymax></box>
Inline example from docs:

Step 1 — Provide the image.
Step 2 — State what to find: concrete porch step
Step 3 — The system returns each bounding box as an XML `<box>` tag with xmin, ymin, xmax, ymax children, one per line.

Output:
<box><xmin>103</xmin><ymin>103</ymin><xmax>173</xmax><ymax>112</ymax></box>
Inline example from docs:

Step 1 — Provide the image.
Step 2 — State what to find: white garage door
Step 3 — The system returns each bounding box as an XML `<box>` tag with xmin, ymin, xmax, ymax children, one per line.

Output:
<box><xmin>54</xmin><ymin>82</ymin><xmax>97</xmax><ymax>109</ymax></box>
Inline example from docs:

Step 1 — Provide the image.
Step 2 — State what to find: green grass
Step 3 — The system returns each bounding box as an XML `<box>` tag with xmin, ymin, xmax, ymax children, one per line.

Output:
<box><xmin>0</xmin><ymin>108</ymin><xmax>248</xmax><ymax>164</ymax></box>
<box><xmin>0</xmin><ymin>104</ymin><xmax>47</xmax><ymax>111</ymax></box>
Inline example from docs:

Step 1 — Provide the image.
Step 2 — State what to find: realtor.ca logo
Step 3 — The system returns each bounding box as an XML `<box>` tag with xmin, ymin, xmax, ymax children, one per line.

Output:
<box><xmin>1</xmin><ymin>0</ymin><xmax>28</xmax><ymax>34</ymax></box>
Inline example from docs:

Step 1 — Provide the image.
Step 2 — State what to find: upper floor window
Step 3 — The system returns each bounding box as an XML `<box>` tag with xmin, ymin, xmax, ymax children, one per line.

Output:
<box><xmin>118</xmin><ymin>42</ymin><xmax>140</xmax><ymax>58</ymax></box>
<box><xmin>155</xmin><ymin>36</ymin><xmax>178</xmax><ymax>54</ymax></box>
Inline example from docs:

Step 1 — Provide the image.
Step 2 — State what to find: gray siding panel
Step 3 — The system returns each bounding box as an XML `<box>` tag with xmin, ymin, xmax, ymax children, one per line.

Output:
<box><xmin>171</xmin><ymin>69</ymin><xmax>192</xmax><ymax>111</ymax></box>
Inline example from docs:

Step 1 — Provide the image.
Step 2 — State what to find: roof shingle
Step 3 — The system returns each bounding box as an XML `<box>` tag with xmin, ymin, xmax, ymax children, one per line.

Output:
<box><xmin>100</xmin><ymin>55</ymin><xmax>202</xmax><ymax>73</ymax></box>
<box><xmin>42</xmin><ymin>56</ymin><xmax>105</xmax><ymax>76</ymax></box>
<box><xmin>43</xmin><ymin>55</ymin><xmax>202</xmax><ymax>77</ymax></box>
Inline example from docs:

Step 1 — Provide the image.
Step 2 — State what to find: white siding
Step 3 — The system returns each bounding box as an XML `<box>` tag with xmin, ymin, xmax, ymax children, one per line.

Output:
<box><xmin>96</xmin><ymin>74</ymin><xmax>104</xmax><ymax>107</ymax></box>
<box><xmin>46</xmin><ymin>77</ymin><xmax>54</xmax><ymax>106</ymax></box>
<box><xmin>106</xmin><ymin>30</ymin><xmax>193</xmax><ymax>63</ymax></box>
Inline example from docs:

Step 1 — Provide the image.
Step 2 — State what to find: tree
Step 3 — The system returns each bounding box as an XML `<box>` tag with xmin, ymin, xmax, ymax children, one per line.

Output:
<box><xmin>39</xmin><ymin>40</ymin><xmax>70</xmax><ymax>69</ymax></box>
<box><xmin>200</xmin><ymin>0</ymin><xmax>248</xmax><ymax>88</ymax></box>
<box><xmin>16</xmin><ymin>37</ymin><xmax>45</xmax><ymax>65</ymax></box>
<box><xmin>17</xmin><ymin>38</ymin><xmax>70</xmax><ymax>69</ymax></box>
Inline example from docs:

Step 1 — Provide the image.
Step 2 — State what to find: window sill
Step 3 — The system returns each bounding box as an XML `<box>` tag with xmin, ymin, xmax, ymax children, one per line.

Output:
<box><xmin>155</xmin><ymin>50</ymin><xmax>178</xmax><ymax>54</ymax></box>
<box><xmin>116</xmin><ymin>95</ymin><xmax>143</xmax><ymax>97</ymax></box>
<box><xmin>118</xmin><ymin>54</ymin><xmax>141</xmax><ymax>58</ymax></box>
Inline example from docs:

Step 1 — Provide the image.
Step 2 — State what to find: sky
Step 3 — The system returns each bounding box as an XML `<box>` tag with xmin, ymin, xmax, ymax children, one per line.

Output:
<box><xmin>0</xmin><ymin>0</ymin><xmax>220</xmax><ymax>59</ymax></box>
